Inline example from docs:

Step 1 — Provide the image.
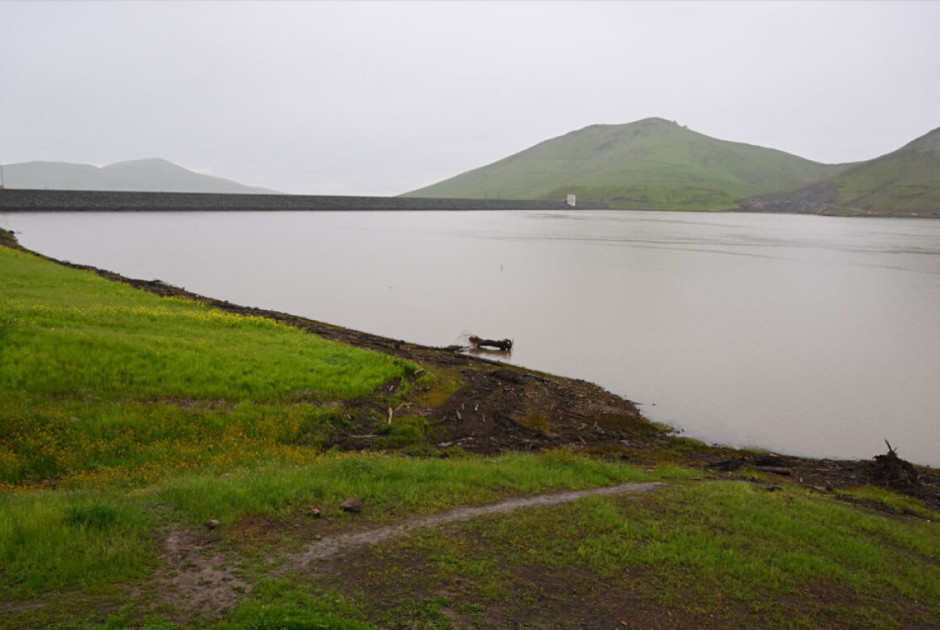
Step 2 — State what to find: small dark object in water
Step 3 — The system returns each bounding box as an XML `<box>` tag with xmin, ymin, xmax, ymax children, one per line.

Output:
<box><xmin>468</xmin><ymin>336</ymin><xmax>513</xmax><ymax>352</ymax></box>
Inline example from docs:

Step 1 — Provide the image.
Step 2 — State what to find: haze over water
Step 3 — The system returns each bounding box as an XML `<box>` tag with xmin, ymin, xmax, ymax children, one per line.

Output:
<box><xmin>4</xmin><ymin>210</ymin><xmax>939</xmax><ymax>466</ymax></box>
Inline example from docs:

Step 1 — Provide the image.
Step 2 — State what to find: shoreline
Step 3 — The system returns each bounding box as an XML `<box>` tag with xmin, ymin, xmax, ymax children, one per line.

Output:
<box><xmin>1</xmin><ymin>225</ymin><xmax>938</xmax><ymax>509</ymax></box>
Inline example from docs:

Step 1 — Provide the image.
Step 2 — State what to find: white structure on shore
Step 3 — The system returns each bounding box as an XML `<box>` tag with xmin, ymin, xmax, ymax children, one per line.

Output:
<box><xmin>565</xmin><ymin>193</ymin><xmax>576</xmax><ymax>207</ymax></box>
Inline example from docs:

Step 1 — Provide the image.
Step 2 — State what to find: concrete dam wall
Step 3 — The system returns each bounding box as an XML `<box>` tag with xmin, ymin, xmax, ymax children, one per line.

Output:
<box><xmin>0</xmin><ymin>189</ymin><xmax>609</xmax><ymax>212</ymax></box>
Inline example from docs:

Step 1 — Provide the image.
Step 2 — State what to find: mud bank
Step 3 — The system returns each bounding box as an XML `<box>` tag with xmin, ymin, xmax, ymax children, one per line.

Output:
<box><xmin>0</xmin><ymin>189</ymin><xmax>609</xmax><ymax>212</ymax></box>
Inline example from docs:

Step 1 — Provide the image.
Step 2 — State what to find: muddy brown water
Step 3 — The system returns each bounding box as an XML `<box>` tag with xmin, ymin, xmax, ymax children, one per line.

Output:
<box><xmin>3</xmin><ymin>209</ymin><xmax>940</xmax><ymax>466</ymax></box>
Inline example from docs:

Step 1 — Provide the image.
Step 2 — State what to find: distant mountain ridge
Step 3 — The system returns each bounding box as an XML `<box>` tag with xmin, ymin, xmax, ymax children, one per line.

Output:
<box><xmin>830</xmin><ymin>125</ymin><xmax>940</xmax><ymax>213</ymax></box>
<box><xmin>0</xmin><ymin>158</ymin><xmax>277</xmax><ymax>194</ymax></box>
<box><xmin>739</xmin><ymin>125</ymin><xmax>940</xmax><ymax>216</ymax></box>
<box><xmin>405</xmin><ymin>118</ymin><xmax>855</xmax><ymax>210</ymax></box>
<box><xmin>405</xmin><ymin>118</ymin><xmax>939</xmax><ymax>215</ymax></box>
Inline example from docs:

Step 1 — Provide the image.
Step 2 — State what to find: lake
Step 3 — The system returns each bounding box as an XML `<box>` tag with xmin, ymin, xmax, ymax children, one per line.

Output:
<box><xmin>3</xmin><ymin>209</ymin><xmax>939</xmax><ymax>466</ymax></box>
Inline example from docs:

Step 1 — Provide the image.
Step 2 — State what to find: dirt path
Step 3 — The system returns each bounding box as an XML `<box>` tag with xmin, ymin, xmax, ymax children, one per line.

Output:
<box><xmin>157</xmin><ymin>482</ymin><xmax>663</xmax><ymax>617</ymax></box>
<box><xmin>293</xmin><ymin>482</ymin><xmax>663</xmax><ymax>566</ymax></box>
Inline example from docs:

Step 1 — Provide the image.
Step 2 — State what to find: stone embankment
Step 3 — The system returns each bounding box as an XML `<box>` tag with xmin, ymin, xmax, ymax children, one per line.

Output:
<box><xmin>734</xmin><ymin>182</ymin><xmax>839</xmax><ymax>215</ymax></box>
<box><xmin>735</xmin><ymin>182</ymin><xmax>940</xmax><ymax>217</ymax></box>
<box><xmin>0</xmin><ymin>189</ymin><xmax>609</xmax><ymax>212</ymax></box>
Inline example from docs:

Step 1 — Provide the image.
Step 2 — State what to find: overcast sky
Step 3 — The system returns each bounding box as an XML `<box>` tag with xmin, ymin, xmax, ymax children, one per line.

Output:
<box><xmin>2</xmin><ymin>1</ymin><xmax>938</xmax><ymax>195</ymax></box>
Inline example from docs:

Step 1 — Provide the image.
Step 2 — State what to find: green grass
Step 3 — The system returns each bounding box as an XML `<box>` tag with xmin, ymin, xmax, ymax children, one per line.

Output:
<box><xmin>0</xmin><ymin>490</ymin><xmax>156</xmax><ymax>597</ymax></box>
<box><xmin>155</xmin><ymin>449</ymin><xmax>650</xmax><ymax>524</ymax></box>
<box><xmin>6</xmin><ymin>468</ymin><xmax>935</xmax><ymax>627</ymax></box>
<box><xmin>0</xmin><ymin>246</ymin><xmax>410</xmax><ymax>404</ymax></box>
<box><xmin>0</xmin><ymin>451</ymin><xmax>653</xmax><ymax>601</ymax></box>
<box><xmin>836</xmin><ymin>485</ymin><xmax>939</xmax><ymax>519</ymax></box>
<box><xmin>0</xmin><ymin>246</ymin><xmax>416</xmax><ymax>487</ymax></box>
<box><xmin>214</xmin><ymin>582</ymin><xmax>375</xmax><ymax>630</ymax></box>
<box><xmin>314</xmin><ymin>481</ymin><xmax>940</xmax><ymax>627</ymax></box>
<box><xmin>833</xmin><ymin>126</ymin><xmax>940</xmax><ymax>212</ymax></box>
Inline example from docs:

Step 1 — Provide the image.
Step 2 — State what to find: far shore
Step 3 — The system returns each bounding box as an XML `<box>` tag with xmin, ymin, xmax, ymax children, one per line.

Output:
<box><xmin>2</xmin><ymin>188</ymin><xmax>937</xmax><ymax>217</ymax></box>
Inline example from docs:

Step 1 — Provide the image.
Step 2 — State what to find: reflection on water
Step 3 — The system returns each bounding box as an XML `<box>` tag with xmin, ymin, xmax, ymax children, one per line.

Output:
<box><xmin>3</xmin><ymin>209</ymin><xmax>940</xmax><ymax>466</ymax></box>
<box><xmin>466</xmin><ymin>348</ymin><xmax>513</xmax><ymax>361</ymax></box>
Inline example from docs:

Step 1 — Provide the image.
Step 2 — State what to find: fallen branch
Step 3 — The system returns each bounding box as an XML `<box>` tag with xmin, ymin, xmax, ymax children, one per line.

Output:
<box><xmin>468</xmin><ymin>336</ymin><xmax>513</xmax><ymax>352</ymax></box>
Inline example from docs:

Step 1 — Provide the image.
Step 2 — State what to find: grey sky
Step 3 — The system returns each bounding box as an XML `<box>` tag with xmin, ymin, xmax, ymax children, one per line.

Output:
<box><xmin>2</xmin><ymin>1</ymin><xmax>938</xmax><ymax>196</ymax></box>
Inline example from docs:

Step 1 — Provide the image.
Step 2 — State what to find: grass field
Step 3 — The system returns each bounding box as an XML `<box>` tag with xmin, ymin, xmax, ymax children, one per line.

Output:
<box><xmin>2</xmin><ymin>240</ymin><xmax>939</xmax><ymax>628</ymax></box>
<box><xmin>0</xmin><ymin>245</ymin><xmax>419</xmax><ymax>489</ymax></box>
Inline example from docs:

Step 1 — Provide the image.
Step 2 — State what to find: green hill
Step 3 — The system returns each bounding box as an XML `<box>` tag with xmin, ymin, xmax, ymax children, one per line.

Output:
<box><xmin>831</xmin><ymin>126</ymin><xmax>940</xmax><ymax>213</ymax></box>
<box><xmin>404</xmin><ymin>118</ymin><xmax>851</xmax><ymax>210</ymax></box>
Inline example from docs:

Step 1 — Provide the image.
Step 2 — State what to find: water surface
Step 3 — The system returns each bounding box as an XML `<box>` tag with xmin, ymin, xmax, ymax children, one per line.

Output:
<box><xmin>4</xmin><ymin>210</ymin><xmax>939</xmax><ymax>466</ymax></box>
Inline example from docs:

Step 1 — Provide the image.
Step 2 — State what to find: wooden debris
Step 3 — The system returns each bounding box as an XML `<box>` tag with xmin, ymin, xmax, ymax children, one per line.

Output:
<box><xmin>468</xmin><ymin>336</ymin><xmax>513</xmax><ymax>352</ymax></box>
<box><xmin>871</xmin><ymin>440</ymin><xmax>920</xmax><ymax>488</ymax></box>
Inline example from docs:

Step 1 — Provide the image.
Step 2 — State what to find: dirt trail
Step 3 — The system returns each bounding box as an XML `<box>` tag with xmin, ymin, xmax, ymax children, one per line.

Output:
<box><xmin>294</xmin><ymin>482</ymin><xmax>664</xmax><ymax>566</ymax></box>
<box><xmin>156</xmin><ymin>482</ymin><xmax>663</xmax><ymax>617</ymax></box>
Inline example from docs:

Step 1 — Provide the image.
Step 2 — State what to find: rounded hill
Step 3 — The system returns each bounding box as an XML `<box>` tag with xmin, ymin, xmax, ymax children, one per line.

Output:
<box><xmin>405</xmin><ymin>118</ymin><xmax>850</xmax><ymax>210</ymax></box>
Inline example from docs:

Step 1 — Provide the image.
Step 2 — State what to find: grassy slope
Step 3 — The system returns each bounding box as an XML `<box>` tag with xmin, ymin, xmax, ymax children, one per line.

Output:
<box><xmin>1</xmin><ymin>242</ymin><xmax>939</xmax><ymax>628</ymax></box>
<box><xmin>312</xmin><ymin>481</ymin><xmax>940</xmax><ymax>628</ymax></box>
<box><xmin>832</xmin><ymin>126</ymin><xmax>940</xmax><ymax>212</ymax></box>
<box><xmin>406</xmin><ymin>118</ymin><xmax>850</xmax><ymax>210</ymax></box>
<box><xmin>0</xmin><ymin>245</ymin><xmax>416</xmax><ymax>487</ymax></box>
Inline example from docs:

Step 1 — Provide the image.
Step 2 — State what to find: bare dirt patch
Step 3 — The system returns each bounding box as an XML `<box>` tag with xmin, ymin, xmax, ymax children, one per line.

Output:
<box><xmin>155</xmin><ymin>529</ymin><xmax>252</xmax><ymax>619</ymax></box>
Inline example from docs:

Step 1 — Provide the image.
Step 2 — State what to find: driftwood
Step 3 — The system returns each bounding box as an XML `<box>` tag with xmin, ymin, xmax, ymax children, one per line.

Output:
<box><xmin>871</xmin><ymin>440</ymin><xmax>920</xmax><ymax>488</ymax></box>
<box><xmin>468</xmin><ymin>336</ymin><xmax>513</xmax><ymax>352</ymax></box>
